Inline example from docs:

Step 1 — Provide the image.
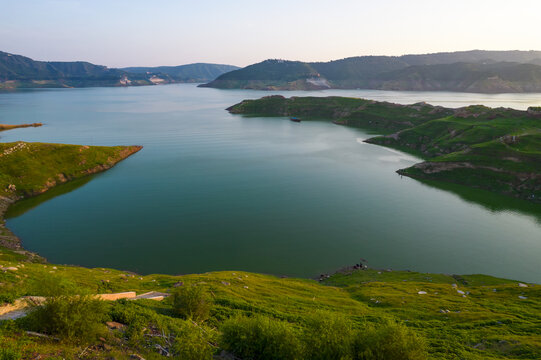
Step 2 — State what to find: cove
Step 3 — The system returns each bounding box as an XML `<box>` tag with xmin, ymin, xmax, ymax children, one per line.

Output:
<box><xmin>2</xmin><ymin>84</ymin><xmax>541</xmax><ymax>282</ymax></box>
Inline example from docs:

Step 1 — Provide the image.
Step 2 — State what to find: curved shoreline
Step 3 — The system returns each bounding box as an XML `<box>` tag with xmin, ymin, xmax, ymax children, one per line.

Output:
<box><xmin>0</xmin><ymin>144</ymin><xmax>142</xmax><ymax>256</ymax></box>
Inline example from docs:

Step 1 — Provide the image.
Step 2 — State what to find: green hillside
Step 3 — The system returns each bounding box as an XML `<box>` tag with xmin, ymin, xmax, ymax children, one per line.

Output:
<box><xmin>0</xmin><ymin>257</ymin><xmax>539</xmax><ymax>359</ymax></box>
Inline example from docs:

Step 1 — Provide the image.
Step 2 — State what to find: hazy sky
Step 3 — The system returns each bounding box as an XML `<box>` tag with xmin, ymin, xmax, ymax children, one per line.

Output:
<box><xmin>1</xmin><ymin>0</ymin><xmax>541</xmax><ymax>68</ymax></box>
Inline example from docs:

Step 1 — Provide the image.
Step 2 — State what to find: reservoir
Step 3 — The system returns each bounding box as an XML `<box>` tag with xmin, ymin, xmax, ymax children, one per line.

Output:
<box><xmin>2</xmin><ymin>84</ymin><xmax>541</xmax><ymax>282</ymax></box>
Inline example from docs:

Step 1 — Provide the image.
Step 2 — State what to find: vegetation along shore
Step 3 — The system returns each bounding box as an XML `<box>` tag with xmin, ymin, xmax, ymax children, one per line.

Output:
<box><xmin>228</xmin><ymin>96</ymin><xmax>541</xmax><ymax>203</ymax></box>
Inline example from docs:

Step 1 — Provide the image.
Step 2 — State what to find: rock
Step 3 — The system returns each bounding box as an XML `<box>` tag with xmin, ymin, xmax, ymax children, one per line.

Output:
<box><xmin>106</xmin><ymin>321</ymin><xmax>126</xmax><ymax>330</ymax></box>
<box><xmin>452</xmin><ymin>284</ymin><xmax>457</xmax><ymax>288</ymax></box>
<box><xmin>518</xmin><ymin>283</ymin><xmax>528</xmax><ymax>288</ymax></box>
<box><xmin>418</xmin><ymin>291</ymin><xmax>427</xmax><ymax>295</ymax></box>
<box><xmin>173</xmin><ymin>281</ymin><xmax>184</xmax><ymax>287</ymax></box>
<box><xmin>243</xmin><ymin>286</ymin><xmax>249</xmax><ymax>289</ymax></box>
<box><xmin>221</xmin><ymin>281</ymin><xmax>230</xmax><ymax>286</ymax></box>
<box><xmin>457</xmin><ymin>290</ymin><xmax>465</xmax><ymax>295</ymax></box>
<box><xmin>518</xmin><ymin>296</ymin><xmax>528</xmax><ymax>300</ymax></box>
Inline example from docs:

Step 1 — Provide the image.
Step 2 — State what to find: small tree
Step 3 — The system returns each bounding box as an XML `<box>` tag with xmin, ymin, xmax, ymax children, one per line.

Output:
<box><xmin>303</xmin><ymin>311</ymin><xmax>356</xmax><ymax>360</ymax></box>
<box><xmin>172</xmin><ymin>320</ymin><xmax>216</xmax><ymax>360</ymax></box>
<box><xmin>220</xmin><ymin>315</ymin><xmax>303</xmax><ymax>360</ymax></box>
<box><xmin>352</xmin><ymin>321</ymin><xmax>427</xmax><ymax>360</ymax></box>
<box><xmin>23</xmin><ymin>294</ymin><xmax>107</xmax><ymax>343</ymax></box>
<box><xmin>172</xmin><ymin>285</ymin><xmax>212</xmax><ymax>322</ymax></box>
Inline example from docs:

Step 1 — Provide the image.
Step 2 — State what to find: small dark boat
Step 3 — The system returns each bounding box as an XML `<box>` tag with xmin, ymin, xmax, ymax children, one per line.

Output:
<box><xmin>290</xmin><ymin>117</ymin><xmax>301</xmax><ymax>123</ymax></box>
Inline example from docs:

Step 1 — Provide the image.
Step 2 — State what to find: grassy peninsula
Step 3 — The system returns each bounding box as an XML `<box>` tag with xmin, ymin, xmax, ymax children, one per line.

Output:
<box><xmin>0</xmin><ymin>141</ymin><xmax>142</xmax><ymax>250</ymax></box>
<box><xmin>0</xmin><ymin>124</ymin><xmax>42</xmax><ymax>132</ymax></box>
<box><xmin>228</xmin><ymin>96</ymin><xmax>541</xmax><ymax>203</ymax></box>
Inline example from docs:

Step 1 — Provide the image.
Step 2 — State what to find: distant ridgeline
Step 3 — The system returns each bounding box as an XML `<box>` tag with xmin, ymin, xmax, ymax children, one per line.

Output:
<box><xmin>0</xmin><ymin>51</ymin><xmax>238</xmax><ymax>88</ymax></box>
<box><xmin>202</xmin><ymin>50</ymin><xmax>541</xmax><ymax>93</ymax></box>
<box><xmin>228</xmin><ymin>95</ymin><xmax>541</xmax><ymax>202</ymax></box>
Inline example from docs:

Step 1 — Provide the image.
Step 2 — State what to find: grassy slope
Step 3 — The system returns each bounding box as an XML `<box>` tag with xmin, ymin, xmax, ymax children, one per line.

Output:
<box><xmin>0</xmin><ymin>258</ymin><xmax>539</xmax><ymax>359</ymax></box>
<box><xmin>229</xmin><ymin>97</ymin><xmax>541</xmax><ymax>202</ymax></box>
<box><xmin>0</xmin><ymin>142</ymin><xmax>141</xmax><ymax>198</ymax></box>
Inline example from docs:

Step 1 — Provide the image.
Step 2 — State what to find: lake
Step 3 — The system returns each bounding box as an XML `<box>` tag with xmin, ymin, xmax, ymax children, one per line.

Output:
<box><xmin>1</xmin><ymin>85</ymin><xmax>541</xmax><ymax>282</ymax></box>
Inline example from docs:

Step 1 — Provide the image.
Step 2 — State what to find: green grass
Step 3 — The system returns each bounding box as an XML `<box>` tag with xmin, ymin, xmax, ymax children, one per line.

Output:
<box><xmin>0</xmin><ymin>263</ymin><xmax>539</xmax><ymax>359</ymax></box>
<box><xmin>0</xmin><ymin>142</ymin><xmax>141</xmax><ymax>198</ymax></box>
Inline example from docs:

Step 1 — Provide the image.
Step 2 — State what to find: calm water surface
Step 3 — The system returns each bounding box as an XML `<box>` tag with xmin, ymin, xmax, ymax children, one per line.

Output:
<box><xmin>1</xmin><ymin>85</ymin><xmax>541</xmax><ymax>282</ymax></box>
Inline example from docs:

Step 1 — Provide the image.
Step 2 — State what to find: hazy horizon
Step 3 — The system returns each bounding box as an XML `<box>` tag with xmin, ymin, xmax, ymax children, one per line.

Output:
<box><xmin>1</xmin><ymin>0</ymin><xmax>541</xmax><ymax>68</ymax></box>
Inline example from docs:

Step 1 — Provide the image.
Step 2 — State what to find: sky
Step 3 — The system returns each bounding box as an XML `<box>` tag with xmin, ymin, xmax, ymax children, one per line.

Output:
<box><xmin>1</xmin><ymin>0</ymin><xmax>541</xmax><ymax>68</ymax></box>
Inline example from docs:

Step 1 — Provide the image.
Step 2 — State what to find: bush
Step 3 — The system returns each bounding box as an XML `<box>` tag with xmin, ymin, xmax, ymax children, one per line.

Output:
<box><xmin>352</xmin><ymin>321</ymin><xmax>427</xmax><ymax>360</ymax></box>
<box><xmin>220</xmin><ymin>315</ymin><xmax>303</xmax><ymax>360</ymax></box>
<box><xmin>0</xmin><ymin>348</ymin><xmax>21</xmax><ymax>360</ymax></box>
<box><xmin>172</xmin><ymin>321</ymin><xmax>216</xmax><ymax>360</ymax></box>
<box><xmin>23</xmin><ymin>295</ymin><xmax>107</xmax><ymax>343</ymax></box>
<box><xmin>172</xmin><ymin>285</ymin><xmax>212</xmax><ymax>322</ymax></box>
<box><xmin>303</xmin><ymin>311</ymin><xmax>355</xmax><ymax>360</ymax></box>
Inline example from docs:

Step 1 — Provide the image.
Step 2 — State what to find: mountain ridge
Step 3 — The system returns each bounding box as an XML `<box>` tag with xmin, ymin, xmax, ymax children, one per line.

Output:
<box><xmin>201</xmin><ymin>50</ymin><xmax>541</xmax><ymax>93</ymax></box>
<box><xmin>0</xmin><ymin>51</ymin><xmax>237</xmax><ymax>88</ymax></box>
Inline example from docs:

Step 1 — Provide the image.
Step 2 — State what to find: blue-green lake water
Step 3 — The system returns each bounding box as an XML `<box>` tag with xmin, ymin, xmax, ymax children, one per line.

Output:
<box><xmin>1</xmin><ymin>85</ymin><xmax>541</xmax><ymax>282</ymax></box>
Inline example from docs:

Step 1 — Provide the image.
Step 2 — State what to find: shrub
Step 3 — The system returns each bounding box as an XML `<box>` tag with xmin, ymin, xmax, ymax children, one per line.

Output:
<box><xmin>23</xmin><ymin>295</ymin><xmax>107</xmax><ymax>343</ymax></box>
<box><xmin>0</xmin><ymin>348</ymin><xmax>21</xmax><ymax>360</ymax></box>
<box><xmin>303</xmin><ymin>311</ymin><xmax>355</xmax><ymax>360</ymax></box>
<box><xmin>352</xmin><ymin>321</ymin><xmax>427</xmax><ymax>360</ymax></box>
<box><xmin>172</xmin><ymin>321</ymin><xmax>216</xmax><ymax>360</ymax></box>
<box><xmin>172</xmin><ymin>285</ymin><xmax>212</xmax><ymax>322</ymax></box>
<box><xmin>220</xmin><ymin>315</ymin><xmax>303</xmax><ymax>360</ymax></box>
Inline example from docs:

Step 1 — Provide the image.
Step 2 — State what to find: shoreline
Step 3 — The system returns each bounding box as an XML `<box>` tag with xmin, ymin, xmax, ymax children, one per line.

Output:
<box><xmin>0</xmin><ymin>143</ymin><xmax>142</xmax><ymax>256</ymax></box>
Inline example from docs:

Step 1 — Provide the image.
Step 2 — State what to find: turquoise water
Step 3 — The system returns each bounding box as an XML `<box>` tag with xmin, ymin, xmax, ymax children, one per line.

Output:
<box><xmin>1</xmin><ymin>85</ymin><xmax>541</xmax><ymax>282</ymax></box>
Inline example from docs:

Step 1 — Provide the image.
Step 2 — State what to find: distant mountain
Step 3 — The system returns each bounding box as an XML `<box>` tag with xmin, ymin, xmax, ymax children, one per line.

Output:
<box><xmin>121</xmin><ymin>63</ymin><xmax>239</xmax><ymax>82</ymax></box>
<box><xmin>0</xmin><ymin>51</ymin><xmax>141</xmax><ymax>88</ymax></box>
<box><xmin>0</xmin><ymin>51</ymin><xmax>238</xmax><ymax>89</ymax></box>
<box><xmin>201</xmin><ymin>50</ymin><xmax>541</xmax><ymax>93</ymax></box>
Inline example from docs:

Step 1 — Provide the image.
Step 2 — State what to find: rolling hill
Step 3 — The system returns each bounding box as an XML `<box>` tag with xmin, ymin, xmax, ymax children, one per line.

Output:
<box><xmin>121</xmin><ymin>63</ymin><xmax>239</xmax><ymax>82</ymax></box>
<box><xmin>0</xmin><ymin>51</ymin><xmax>238</xmax><ymax>88</ymax></box>
<box><xmin>201</xmin><ymin>50</ymin><xmax>541</xmax><ymax>93</ymax></box>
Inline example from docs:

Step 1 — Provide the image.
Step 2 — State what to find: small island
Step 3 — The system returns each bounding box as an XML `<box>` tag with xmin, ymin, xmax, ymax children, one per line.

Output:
<box><xmin>228</xmin><ymin>96</ymin><xmax>541</xmax><ymax>203</ymax></box>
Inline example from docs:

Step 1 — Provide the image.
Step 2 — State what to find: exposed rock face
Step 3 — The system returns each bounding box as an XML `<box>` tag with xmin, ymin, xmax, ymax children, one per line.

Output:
<box><xmin>527</xmin><ymin>107</ymin><xmax>541</xmax><ymax>117</ymax></box>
